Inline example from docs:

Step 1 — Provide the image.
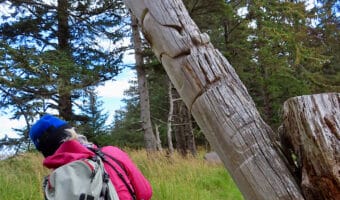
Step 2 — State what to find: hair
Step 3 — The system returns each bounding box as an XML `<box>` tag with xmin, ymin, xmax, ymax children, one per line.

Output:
<box><xmin>63</xmin><ymin>127</ymin><xmax>94</xmax><ymax>147</ymax></box>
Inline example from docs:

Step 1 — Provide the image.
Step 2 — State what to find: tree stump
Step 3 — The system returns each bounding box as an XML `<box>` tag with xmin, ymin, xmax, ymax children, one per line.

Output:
<box><xmin>282</xmin><ymin>93</ymin><xmax>340</xmax><ymax>200</ymax></box>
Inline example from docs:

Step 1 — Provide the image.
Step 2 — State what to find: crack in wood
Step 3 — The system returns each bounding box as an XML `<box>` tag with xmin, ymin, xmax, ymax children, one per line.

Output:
<box><xmin>163</xmin><ymin>24</ymin><xmax>183</xmax><ymax>35</ymax></box>
<box><xmin>140</xmin><ymin>8</ymin><xmax>149</xmax><ymax>27</ymax></box>
<box><xmin>324</xmin><ymin>115</ymin><xmax>340</xmax><ymax>140</ymax></box>
<box><xmin>159</xmin><ymin>49</ymin><xmax>191</xmax><ymax>63</ymax></box>
<box><xmin>189</xmin><ymin>76</ymin><xmax>221</xmax><ymax>112</ymax></box>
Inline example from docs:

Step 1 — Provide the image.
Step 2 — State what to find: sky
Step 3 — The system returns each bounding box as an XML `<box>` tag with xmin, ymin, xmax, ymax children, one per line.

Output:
<box><xmin>0</xmin><ymin>52</ymin><xmax>136</xmax><ymax>139</ymax></box>
<box><xmin>0</xmin><ymin>0</ymin><xmax>330</xmax><ymax>139</ymax></box>
<box><xmin>0</xmin><ymin>1</ymin><xmax>137</xmax><ymax>139</ymax></box>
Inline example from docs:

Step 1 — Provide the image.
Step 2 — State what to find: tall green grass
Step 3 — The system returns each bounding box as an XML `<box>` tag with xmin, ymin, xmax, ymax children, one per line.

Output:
<box><xmin>0</xmin><ymin>153</ymin><xmax>49</xmax><ymax>200</ymax></box>
<box><xmin>0</xmin><ymin>150</ymin><xmax>243</xmax><ymax>200</ymax></box>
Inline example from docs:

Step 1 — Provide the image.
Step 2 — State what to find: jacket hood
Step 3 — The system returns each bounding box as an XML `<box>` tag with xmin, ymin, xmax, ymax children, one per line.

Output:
<box><xmin>43</xmin><ymin>140</ymin><xmax>95</xmax><ymax>169</ymax></box>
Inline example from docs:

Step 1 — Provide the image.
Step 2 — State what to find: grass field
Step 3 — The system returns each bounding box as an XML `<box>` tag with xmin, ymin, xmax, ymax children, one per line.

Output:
<box><xmin>0</xmin><ymin>150</ymin><xmax>243</xmax><ymax>200</ymax></box>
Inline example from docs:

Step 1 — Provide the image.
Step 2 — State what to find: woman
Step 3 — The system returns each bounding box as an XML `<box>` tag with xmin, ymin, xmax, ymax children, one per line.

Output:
<box><xmin>29</xmin><ymin>114</ymin><xmax>152</xmax><ymax>200</ymax></box>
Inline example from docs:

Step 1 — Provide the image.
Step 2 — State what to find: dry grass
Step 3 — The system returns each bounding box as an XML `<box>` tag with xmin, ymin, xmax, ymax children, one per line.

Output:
<box><xmin>0</xmin><ymin>150</ymin><xmax>243</xmax><ymax>200</ymax></box>
<box><xmin>129</xmin><ymin>150</ymin><xmax>243</xmax><ymax>200</ymax></box>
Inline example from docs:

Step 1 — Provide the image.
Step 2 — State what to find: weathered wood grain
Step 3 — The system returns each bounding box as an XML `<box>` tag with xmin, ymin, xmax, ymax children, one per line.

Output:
<box><xmin>123</xmin><ymin>0</ymin><xmax>305</xmax><ymax>199</ymax></box>
<box><xmin>283</xmin><ymin>93</ymin><xmax>340</xmax><ymax>200</ymax></box>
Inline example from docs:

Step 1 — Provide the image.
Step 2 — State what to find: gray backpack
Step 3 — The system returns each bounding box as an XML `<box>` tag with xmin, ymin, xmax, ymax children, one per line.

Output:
<box><xmin>43</xmin><ymin>156</ymin><xmax>119</xmax><ymax>200</ymax></box>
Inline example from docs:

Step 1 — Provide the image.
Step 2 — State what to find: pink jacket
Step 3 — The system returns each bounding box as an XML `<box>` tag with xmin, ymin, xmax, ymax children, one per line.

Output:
<box><xmin>43</xmin><ymin>140</ymin><xmax>153</xmax><ymax>200</ymax></box>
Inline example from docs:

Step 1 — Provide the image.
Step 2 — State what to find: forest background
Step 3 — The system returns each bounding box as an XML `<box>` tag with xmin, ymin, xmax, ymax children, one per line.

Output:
<box><xmin>0</xmin><ymin>0</ymin><xmax>339</xmax><ymax>157</ymax></box>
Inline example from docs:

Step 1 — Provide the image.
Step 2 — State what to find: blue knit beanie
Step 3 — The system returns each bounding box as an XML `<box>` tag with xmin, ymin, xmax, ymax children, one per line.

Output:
<box><xmin>29</xmin><ymin>114</ymin><xmax>68</xmax><ymax>149</ymax></box>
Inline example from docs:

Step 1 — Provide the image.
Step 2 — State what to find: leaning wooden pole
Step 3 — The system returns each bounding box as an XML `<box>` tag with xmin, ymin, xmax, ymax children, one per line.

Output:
<box><xmin>123</xmin><ymin>0</ymin><xmax>304</xmax><ymax>199</ymax></box>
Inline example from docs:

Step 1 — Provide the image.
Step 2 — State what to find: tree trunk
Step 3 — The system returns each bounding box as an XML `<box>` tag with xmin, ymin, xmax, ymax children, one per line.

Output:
<box><xmin>154</xmin><ymin>123</ymin><xmax>163</xmax><ymax>151</ymax></box>
<box><xmin>173</xmin><ymin>88</ymin><xmax>187</xmax><ymax>156</ymax></box>
<box><xmin>131</xmin><ymin>14</ymin><xmax>157</xmax><ymax>152</ymax></box>
<box><xmin>282</xmin><ymin>93</ymin><xmax>340</xmax><ymax>200</ymax></box>
<box><xmin>167</xmin><ymin>80</ymin><xmax>175</xmax><ymax>154</ymax></box>
<box><xmin>186</xmin><ymin>109</ymin><xmax>197</xmax><ymax>157</ymax></box>
<box><xmin>57</xmin><ymin>0</ymin><xmax>73</xmax><ymax>121</ymax></box>
<box><xmin>174</xmin><ymin>94</ymin><xmax>197</xmax><ymax>157</ymax></box>
<box><xmin>123</xmin><ymin>0</ymin><xmax>304</xmax><ymax>199</ymax></box>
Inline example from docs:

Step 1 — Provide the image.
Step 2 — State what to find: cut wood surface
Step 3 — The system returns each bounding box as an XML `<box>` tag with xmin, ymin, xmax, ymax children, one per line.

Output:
<box><xmin>123</xmin><ymin>0</ymin><xmax>304</xmax><ymax>199</ymax></box>
<box><xmin>283</xmin><ymin>93</ymin><xmax>340</xmax><ymax>200</ymax></box>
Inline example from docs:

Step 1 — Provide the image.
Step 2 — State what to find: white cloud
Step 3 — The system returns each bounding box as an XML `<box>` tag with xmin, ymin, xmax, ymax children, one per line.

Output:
<box><xmin>123</xmin><ymin>49</ymin><xmax>135</xmax><ymax>65</ymax></box>
<box><xmin>306</xmin><ymin>0</ymin><xmax>315</xmax><ymax>10</ymax></box>
<box><xmin>237</xmin><ymin>7</ymin><xmax>248</xmax><ymax>18</ymax></box>
<box><xmin>0</xmin><ymin>116</ymin><xmax>25</xmax><ymax>138</ymax></box>
<box><xmin>96</xmin><ymin>79</ymin><xmax>130</xmax><ymax>98</ymax></box>
<box><xmin>96</xmin><ymin>68</ymin><xmax>135</xmax><ymax>98</ymax></box>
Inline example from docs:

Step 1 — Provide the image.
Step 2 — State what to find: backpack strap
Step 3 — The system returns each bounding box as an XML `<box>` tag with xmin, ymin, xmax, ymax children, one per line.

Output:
<box><xmin>100</xmin><ymin>171</ymin><xmax>111</xmax><ymax>198</ymax></box>
<box><xmin>89</xmin><ymin>147</ymin><xmax>137</xmax><ymax>200</ymax></box>
<box><xmin>88</xmin><ymin>156</ymin><xmax>113</xmax><ymax>199</ymax></box>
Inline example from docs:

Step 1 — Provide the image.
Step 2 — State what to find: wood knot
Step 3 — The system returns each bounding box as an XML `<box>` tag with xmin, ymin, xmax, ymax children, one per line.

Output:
<box><xmin>191</xmin><ymin>33</ymin><xmax>210</xmax><ymax>45</ymax></box>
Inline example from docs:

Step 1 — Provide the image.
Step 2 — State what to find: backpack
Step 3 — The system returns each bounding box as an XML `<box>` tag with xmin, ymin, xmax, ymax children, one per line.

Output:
<box><xmin>89</xmin><ymin>148</ymin><xmax>137</xmax><ymax>200</ymax></box>
<box><xmin>43</xmin><ymin>156</ymin><xmax>119</xmax><ymax>200</ymax></box>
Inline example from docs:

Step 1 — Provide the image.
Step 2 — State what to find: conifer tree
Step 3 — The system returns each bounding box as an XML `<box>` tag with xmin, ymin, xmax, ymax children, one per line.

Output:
<box><xmin>193</xmin><ymin>0</ymin><xmax>327</xmax><ymax>128</ymax></box>
<box><xmin>0</xmin><ymin>0</ymin><xmax>126</xmax><ymax>122</ymax></box>
<box><xmin>76</xmin><ymin>87</ymin><xmax>109</xmax><ymax>144</ymax></box>
<box><xmin>306</xmin><ymin>0</ymin><xmax>340</xmax><ymax>92</ymax></box>
<box><xmin>0</xmin><ymin>0</ymin><xmax>127</xmax><ymax>147</ymax></box>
